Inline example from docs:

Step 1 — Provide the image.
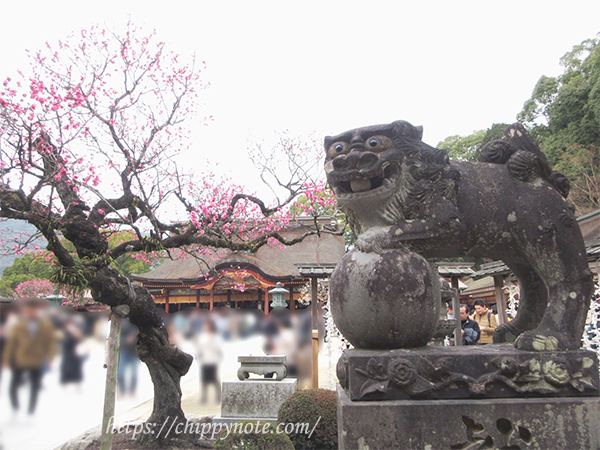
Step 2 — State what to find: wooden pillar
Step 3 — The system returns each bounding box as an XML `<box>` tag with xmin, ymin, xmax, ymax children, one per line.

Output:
<box><xmin>310</xmin><ymin>277</ymin><xmax>319</xmax><ymax>388</ymax></box>
<box><xmin>165</xmin><ymin>290</ymin><xmax>170</xmax><ymax>314</ymax></box>
<box><xmin>209</xmin><ymin>288</ymin><xmax>214</xmax><ymax>311</ymax></box>
<box><xmin>450</xmin><ymin>277</ymin><xmax>462</xmax><ymax>346</ymax></box>
<box><xmin>290</xmin><ymin>287</ymin><xmax>296</xmax><ymax>311</ymax></box>
<box><xmin>312</xmin><ymin>329</ymin><xmax>319</xmax><ymax>389</ymax></box>
<box><xmin>311</xmin><ymin>277</ymin><xmax>319</xmax><ymax>330</ymax></box>
<box><xmin>494</xmin><ymin>275</ymin><xmax>509</xmax><ymax>325</ymax></box>
<box><xmin>450</xmin><ymin>276</ymin><xmax>459</xmax><ymax>291</ymax></box>
<box><xmin>196</xmin><ymin>290</ymin><xmax>200</xmax><ymax>309</ymax></box>
<box><xmin>101</xmin><ymin>304</ymin><xmax>129</xmax><ymax>450</ymax></box>
<box><xmin>264</xmin><ymin>289</ymin><xmax>269</xmax><ymax>315</ymax></box>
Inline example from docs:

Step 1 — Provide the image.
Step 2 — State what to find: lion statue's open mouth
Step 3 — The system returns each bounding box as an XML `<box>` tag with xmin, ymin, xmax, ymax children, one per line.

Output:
<box><xmin>328</xmin><ymin>162</ymin><xmax>400</xmax><ymax>198</ymax></box>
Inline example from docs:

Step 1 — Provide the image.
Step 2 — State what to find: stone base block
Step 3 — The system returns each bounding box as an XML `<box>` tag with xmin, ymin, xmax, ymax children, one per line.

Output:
<box><xmin>221</xmin><ymin>378</ymin><xmax>297</xmax><ymax>419</ymax></box>
<box><xmin>338</xmin><ymin>384</ymin><xmax>600</xmax><ymax>449</ymax></box>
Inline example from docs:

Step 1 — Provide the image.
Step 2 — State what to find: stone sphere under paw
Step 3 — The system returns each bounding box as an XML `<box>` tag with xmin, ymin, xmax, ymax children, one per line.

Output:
<box><xmin>329</xmin><ymin>248</ymin><xmax>440</xmax><ymax>349</ymax></box>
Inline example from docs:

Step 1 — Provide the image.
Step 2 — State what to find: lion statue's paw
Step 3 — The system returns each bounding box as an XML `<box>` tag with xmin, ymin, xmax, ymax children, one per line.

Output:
<box><xmin>355</xmin><ymin>227</ymin><xmax>392</xmax><ymax>254</ymax></box>
<box><xmin>514</xmin><ymin>330</ymin><xmax>578</xmax><ymax>352</ymax></box>
<box><xmin>493</xmin><ymin>322</ymin><xmax>523</xmax><ymax>344</ymax></box>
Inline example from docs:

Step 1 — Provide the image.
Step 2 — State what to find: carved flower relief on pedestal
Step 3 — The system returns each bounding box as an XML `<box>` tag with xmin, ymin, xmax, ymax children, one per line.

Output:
<box><xmin>495</xmin><ymin>357</ymin><xmax>518</xmax><ymax>377</ymax></box>
<box><xmin>556</xmin><ymin>356</ymin><xmax>596</xmax><ymax>392</ymax></box>
<box><xmin>351</xmin><ymin>354</ymin><xmax>598</xmax><ymax>400</ymax></box>
<box><xmin>388</xmin><ymin>359</ymin><xmax>418</xmax><ymax>386</ymax></box>
<box><xmin>356</xmin><ymin>357</ymin><xmax>437</xmax><ymax>398</ymax></box>
<box><xmin>488</xmin><ymin>356</ymin><xmax>597</xmax><ymax>394</ymax></box>
<box><xmin>366</xmin><ymin>358</ymin><xmax>387</xmax><ymax>380</ymax></box>
<box><xmin>542</xmin><ymin>360</ymin><xmax>571</xmax><ymax>386</ymax></box>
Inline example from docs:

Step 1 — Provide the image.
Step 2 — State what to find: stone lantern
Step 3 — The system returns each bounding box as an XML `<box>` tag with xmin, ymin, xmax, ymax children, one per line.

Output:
<box><xmin>45</xmin><ymin>287</ymin><xmax>67</xmax><ymax>306</ymax></box>
<box><xmin>269</xmin><ymin>282</ymin><xmax>289</xmax><ymax>309</ymax></box>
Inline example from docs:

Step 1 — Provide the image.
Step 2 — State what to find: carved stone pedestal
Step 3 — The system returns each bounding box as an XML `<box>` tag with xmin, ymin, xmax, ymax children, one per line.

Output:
<box><xmin>213</xmin><ymin>379</ymin><xmax>297</xmax><ymax>425</ymax></box>
<box><xmin>336</xmin><ymin>345</ymin><xmax>600</xmax><ymax>449</ymax></box>
<box><xmin>338</xmin><ymin>385</ymin><xmax>600</xmax><ymax>449</ymax></box>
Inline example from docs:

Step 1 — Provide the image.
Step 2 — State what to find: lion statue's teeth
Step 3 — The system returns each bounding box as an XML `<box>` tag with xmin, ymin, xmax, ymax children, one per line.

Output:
<box><xmin>350</xmin><ymin>179</ymin><xmax>372</xmax><ymax>193</ymax></box>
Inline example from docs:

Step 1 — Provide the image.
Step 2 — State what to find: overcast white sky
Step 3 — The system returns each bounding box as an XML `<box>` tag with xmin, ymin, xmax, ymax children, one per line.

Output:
<box><xmin>1</xmin><ymin>0</ymin><xmax>600</xmax><ymax>192</ymax></box>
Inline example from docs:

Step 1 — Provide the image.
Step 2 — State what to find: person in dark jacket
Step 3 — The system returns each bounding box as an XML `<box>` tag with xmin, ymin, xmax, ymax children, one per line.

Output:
<box><xmin>460</xmin><ymin>305</ymin><xmax>480</xmax><ymax>345</ymax></box>
<box><xmin>60</xmin><ymin>312</ymin><xmax>87</xmax><ymax>391</ymax></box>
<box><xmin>117</xmin><ymin>318</ymin><xmax>139</xmax><ymax>399</ymax></box>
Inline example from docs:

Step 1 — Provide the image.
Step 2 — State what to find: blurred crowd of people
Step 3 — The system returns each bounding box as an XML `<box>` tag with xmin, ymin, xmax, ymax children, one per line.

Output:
<box><xmin>0</xmin><ymin>299</ymin><xmax>315</xmax><ymax>420</ymax></box>
<box><xmin>164</xmin><ymin>306</ymin><xmax>314</xmax><ymax>402</ymax></box>
<box><xmin>1</xmin><ymin>298</ymin><xmax>105</xmax><ymax>421</ymax></box>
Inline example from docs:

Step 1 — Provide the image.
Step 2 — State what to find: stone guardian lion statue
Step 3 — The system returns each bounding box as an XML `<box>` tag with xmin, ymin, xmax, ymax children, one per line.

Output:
<box><xmin>324</xmin><ymin>120</ymin><xmax>593</xmax><ymax>352</ymax></box>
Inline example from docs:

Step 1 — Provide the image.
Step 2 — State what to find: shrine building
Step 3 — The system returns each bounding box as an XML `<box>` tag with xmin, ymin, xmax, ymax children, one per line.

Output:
<box><xmin>131</xmin><ymin>217</ymin><xmax>345</xmax><ymax>314</ymax></box>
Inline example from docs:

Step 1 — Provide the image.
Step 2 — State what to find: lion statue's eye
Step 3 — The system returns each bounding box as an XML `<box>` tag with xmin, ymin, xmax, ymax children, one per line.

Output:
<box><xmin>366</xmin><ymin>135</ymin><xmax>392</xmax><ymax>152</ymax></box>
<box><xmin>328</xmin><ymin>142</ymin><xmax>350</xmax><ymax>158</ymax></box>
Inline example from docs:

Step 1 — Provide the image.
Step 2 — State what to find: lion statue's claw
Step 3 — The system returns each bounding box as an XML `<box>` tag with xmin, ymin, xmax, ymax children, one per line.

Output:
<box><xmin>514</xmin><ymin>330</ymin><xmax>578</xmax><ymax>352</ymax></box>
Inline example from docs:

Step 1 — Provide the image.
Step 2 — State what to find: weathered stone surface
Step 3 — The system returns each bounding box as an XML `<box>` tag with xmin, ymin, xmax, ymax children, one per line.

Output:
<box><xmin>431</xmin><ymin>318</ymin><xmax>458</xmax><ymax>341</ymax></box>
<box><xmin>330</xmin><ymin>248</ymin><xmax>440</xmax><ymax>349</ymax></box>
<box><xmin>237</xmin><ymin>355</ymin><xmax>288</xmax><ymax>380</ymax></box>
<box><xmin>56</xmin><ymin>425</ymin><xmax>101</xmax><ymax>450</ymax></box>
<box><xmin>337</xmin><ymin>384</ymin><xmax>600</xmax><ymax>450</ymax></box>
<box><xmin>220</xmin><ymin>379</ymin><xmax>297</xmax><ymax>419</ymax></box>
<box><xmin>337</xmin><ymin>345</ymin><xmax>599</xmax><ymax>401</ymax></box>
<box><xmin>324</xmin><ymin>120</ymin><xmax>594</xmax><ymax>351</ymax></box>
<box><xmin>238</xmin><ymin>355</ymin><xmax>286</xmax><ymax>364</ymax></box>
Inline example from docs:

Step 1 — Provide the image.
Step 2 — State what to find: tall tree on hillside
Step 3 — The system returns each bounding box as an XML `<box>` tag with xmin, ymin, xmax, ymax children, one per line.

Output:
<box><xmin>518</xmin><ymin>34</ymin><xmax>600</xmax><ymax>214</ymax></box>
<box><xmin>0</xmin><ymin>22</ymin><xmax>330</xmax><ymax>441</ymax></box>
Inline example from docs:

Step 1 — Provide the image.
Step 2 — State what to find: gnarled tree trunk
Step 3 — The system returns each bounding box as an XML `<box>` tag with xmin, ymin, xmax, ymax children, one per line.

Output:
<box><xmin>91</xmin><ymin>267</ymin><xmax>193</xmax><ymax>444</ymax></box>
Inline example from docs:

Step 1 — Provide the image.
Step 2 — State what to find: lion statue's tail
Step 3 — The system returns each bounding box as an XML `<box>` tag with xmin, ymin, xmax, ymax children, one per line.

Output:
<box><xmin>478</xmin><ymin>123</ymin><xmax>570</xmax><ymax>198</ymax></box>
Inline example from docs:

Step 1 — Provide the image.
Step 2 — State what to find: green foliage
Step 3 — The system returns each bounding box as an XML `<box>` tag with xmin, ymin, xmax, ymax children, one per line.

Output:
<box><xmin>437</xmin><ymin>123</ymin><xmax>510</xmax><ymax>162</ymax></box>
<box><xmin>482</xmin><ymin>123</ymin><xmax>511</xmax><ymax>144</ymax></box>
<box><xmin>554</xmin><ymin>144</ymin><xmax>600</xmax><ymax>212</ymax></box>
<box><xmin>277</xmin><ymin>388</ymin><xmax>338</xmax><ymax>450</ymax></box>
<box><xmin>438</xmin><ymin>130</ymin><xmax>486</xmax><ymax>161</ymax></box>
<box><xmin>0</xmin><ymin>229</ymin><xmax>154</xmax><ymax>297</ymax></box>
<box><xmin>61</xmin><ymin>230</ymin><xmax>156</xmax><ymax>276</ymax></box>
<box><xmin>518</xmin><ymin>34</ymin><xmax>600</xmax><ymax>214</ymax></box>
<box><xmin>0</xmin><ymin>251</ymin><xmax>55</xmax><ymax>297</ymax></box>
<box><xmin>50</xmin><ymin>259</ymin><xmax>95</xmax><ymax>291</ymax></box>
<box><xmin>214</xmin><ymin>420</ymin><xmax>294</xmax><ymax>450</ymax></box>
<box><xmin>517</xmin><ymin>75</ymin><xmax>559</xmax><ymax>127</ymax></box>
